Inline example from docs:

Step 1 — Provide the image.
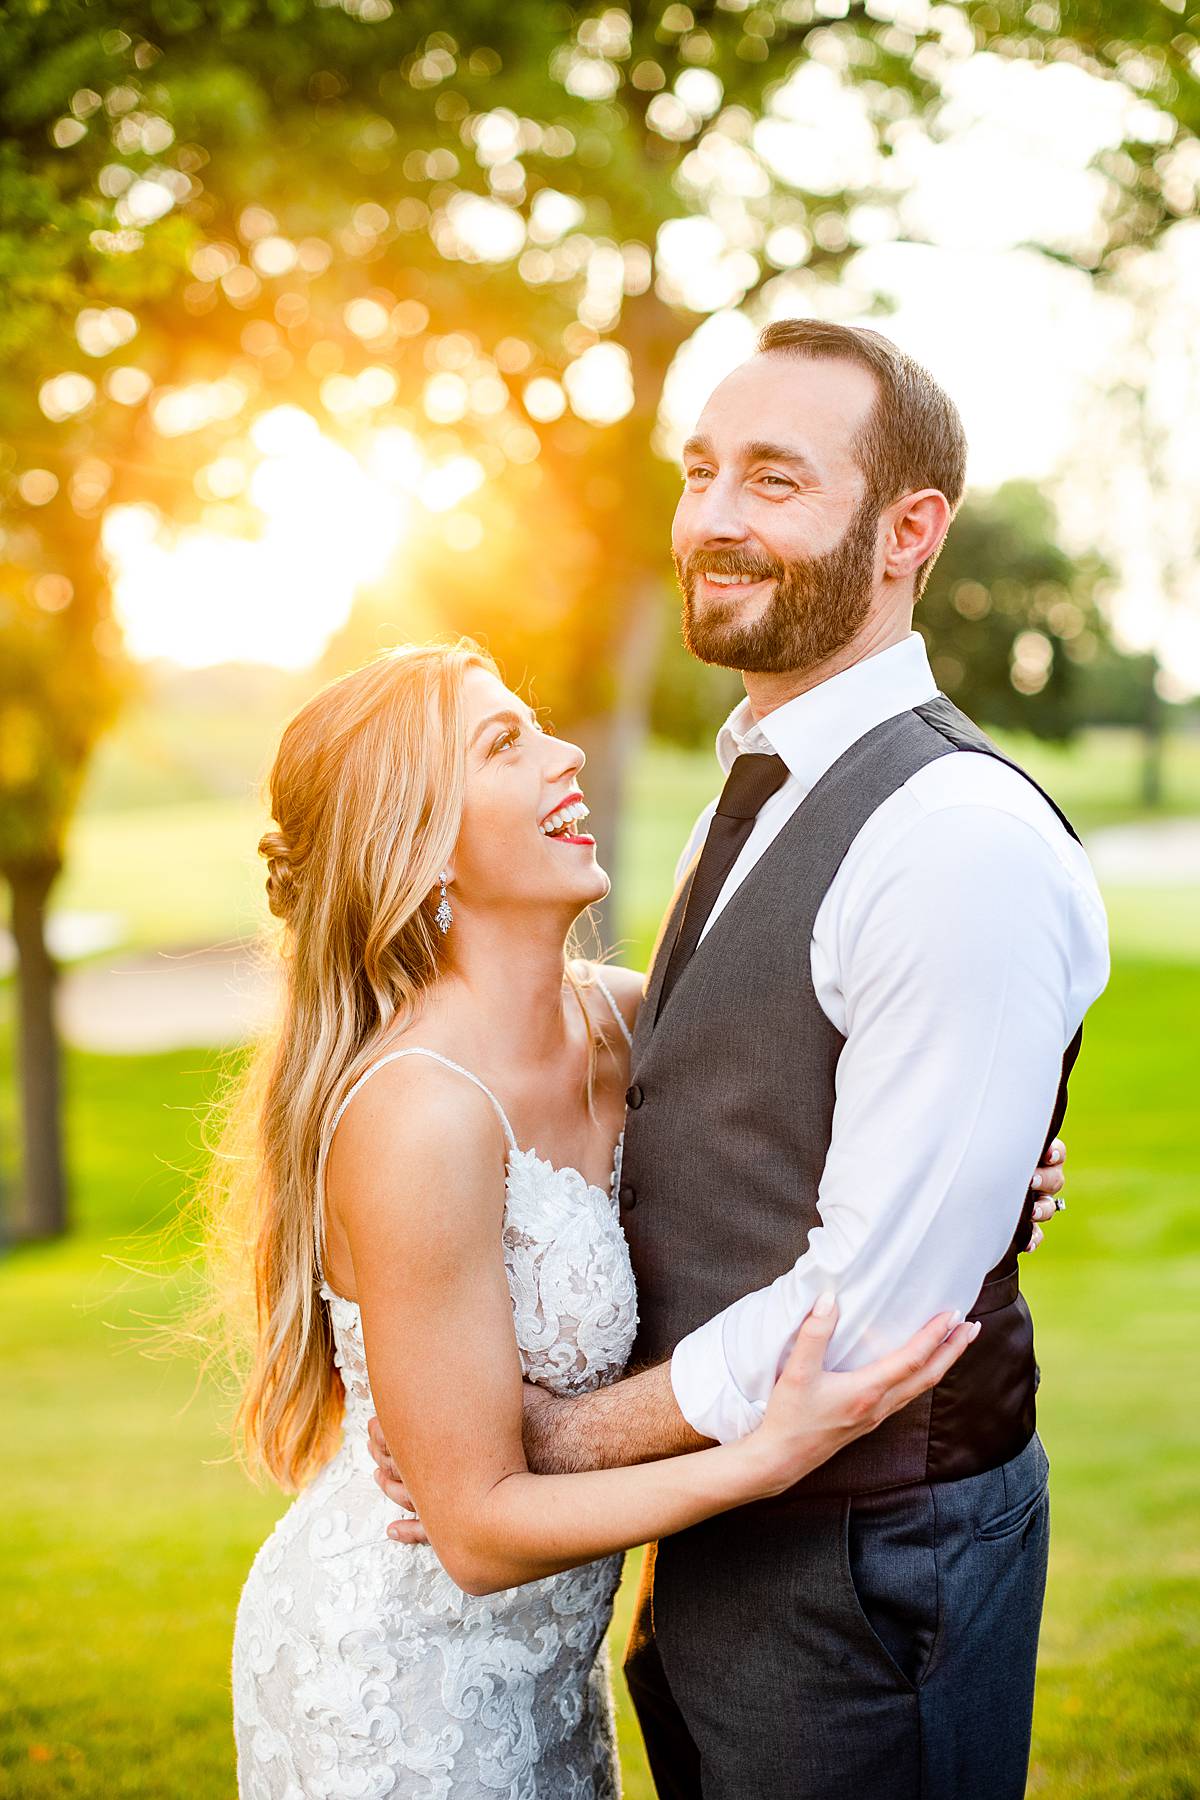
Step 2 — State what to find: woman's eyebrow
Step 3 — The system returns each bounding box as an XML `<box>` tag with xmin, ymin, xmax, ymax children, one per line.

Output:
<box><xmin>470</xmin><ymin>708</ymin><xmax>525</xmax><ymax>748</ymax></box>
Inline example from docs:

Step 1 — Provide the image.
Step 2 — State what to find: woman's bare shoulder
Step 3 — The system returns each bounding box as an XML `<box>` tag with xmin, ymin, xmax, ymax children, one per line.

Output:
<box><xmin>574</xmin><ymin>959</ymin><xmax>644</xmax><ymax>1034</ymax></box>
<box><xmin>326</xmin><ymin>1049</ymin><xmax>508</xmax><ymax>1231</ymax></box>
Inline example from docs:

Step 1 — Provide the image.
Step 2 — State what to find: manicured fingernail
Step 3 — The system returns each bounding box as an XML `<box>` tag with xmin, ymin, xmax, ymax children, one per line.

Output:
<box><xmin>948</xmin><ymin>1309</ymin><xmax>964</xmax><ymax>1330</ymax></box>
<box><xmin>968</xmin><ymin>1321</ymin><xmax>982</xmax><ymax>1341</ymax></box>
<box><xmin>813</xmin><ymin>1290</ymin><xmax>836</xmax><ymax>1318</ymax></box>
<box><xmin>1031</xmin><ymin>1173</ymin><xmax>1043</xmax><ymax>1189</ymax></box>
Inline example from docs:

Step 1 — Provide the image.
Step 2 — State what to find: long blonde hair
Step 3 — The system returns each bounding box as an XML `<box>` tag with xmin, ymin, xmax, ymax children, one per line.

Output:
<box><xmin>205</xmin><ymin>639</ymin><xmax>499</xmax><ymax>1490</ymax></box>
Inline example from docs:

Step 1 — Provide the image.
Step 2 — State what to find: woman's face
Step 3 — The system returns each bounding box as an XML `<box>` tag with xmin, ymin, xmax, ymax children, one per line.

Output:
<box><xmin>450</xmin><ymin>667</ymin><xmax>610</xmax><ymax>920</ymax></box>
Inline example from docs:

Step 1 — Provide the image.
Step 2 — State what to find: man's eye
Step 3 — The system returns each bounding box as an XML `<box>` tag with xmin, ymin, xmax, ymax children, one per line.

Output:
<box><xmin>684</xmin><ymin>466</ymin><xmax>713</xmax><ymax>483</ymax></box>
<box><xmin>759</xmin><ymin>474</ymin><xmax>794</xmax><ymax>489</ymax></box>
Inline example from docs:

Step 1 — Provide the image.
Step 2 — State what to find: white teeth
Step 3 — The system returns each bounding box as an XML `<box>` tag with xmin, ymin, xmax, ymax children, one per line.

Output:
<box><xmin>539</xmin><ymin>800</ymin><xmax>590</xmax><ymax>836</ymax></box>
<box><xmin>706</xmin><ymin>572</ymin><xmax>762</xmax><ymax>586</ymax></box>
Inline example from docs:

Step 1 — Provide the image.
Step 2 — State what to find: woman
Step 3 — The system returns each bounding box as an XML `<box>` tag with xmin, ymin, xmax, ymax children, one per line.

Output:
<box><xmin>226</xmin><ymin>640</ymin><xmax>1063</xmax><ymax>1798</ymax></box>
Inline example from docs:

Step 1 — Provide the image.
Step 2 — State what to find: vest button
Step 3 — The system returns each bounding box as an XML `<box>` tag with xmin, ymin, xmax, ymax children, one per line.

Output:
<box><xmin>625</xmin><ymin>1084</ymin><xmax>644</xmax><ymax>1109</ymax></box>
<box><xmin>618</xmin><ymin>1183</ymin><xmax>638</xmax><ymax>1211</ymax></box>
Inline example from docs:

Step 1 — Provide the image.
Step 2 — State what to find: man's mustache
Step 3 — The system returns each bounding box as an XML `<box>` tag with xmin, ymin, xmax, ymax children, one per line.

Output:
<box><xmin>678</xmin><ymin>548</ymin><xmax>784</xmax><ymax>586</ymax></box>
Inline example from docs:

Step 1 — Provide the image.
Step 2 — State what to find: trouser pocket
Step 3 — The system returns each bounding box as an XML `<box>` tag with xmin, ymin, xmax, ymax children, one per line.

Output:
<box><xmin>974</xmin><ymin>1436</ymin><xmax>1050</xmax><ymax>1543</ymax></box>
<box><xmin>842</xmin><ymin>1485</ymin><xmax>939</xmax><ymax>1692</ymax></box>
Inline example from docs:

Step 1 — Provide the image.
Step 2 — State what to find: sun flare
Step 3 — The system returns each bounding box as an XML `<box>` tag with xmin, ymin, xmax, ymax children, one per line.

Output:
<box><xmin>102</xmin><ymin>407</ymin><xmax>429</xmax><ymax>669</ymax></box>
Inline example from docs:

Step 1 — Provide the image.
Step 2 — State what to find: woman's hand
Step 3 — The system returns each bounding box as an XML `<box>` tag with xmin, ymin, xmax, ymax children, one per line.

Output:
<box><xmin>1026</xmin><ymin>1136</ymin><xmax>1066</xmax><ymax>1251</ymax></box>
<box><xmin>746</xmin><ymin>1296</ymin><xmax>980</xmax><ymax>1498</ymax></box>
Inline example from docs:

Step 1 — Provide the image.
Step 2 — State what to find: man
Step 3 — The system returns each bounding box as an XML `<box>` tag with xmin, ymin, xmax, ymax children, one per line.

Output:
<box><xmin>374</xmin><ymin>319</ymin><xmax>1107</xmax><ymax>1798</ymax></box>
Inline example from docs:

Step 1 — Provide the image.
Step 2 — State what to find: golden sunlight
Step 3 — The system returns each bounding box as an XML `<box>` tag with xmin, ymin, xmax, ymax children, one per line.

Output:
<box><xmin>102</xmin><ymin>406</ymin><xmax>422</xmax><ymax>668</ymax></box>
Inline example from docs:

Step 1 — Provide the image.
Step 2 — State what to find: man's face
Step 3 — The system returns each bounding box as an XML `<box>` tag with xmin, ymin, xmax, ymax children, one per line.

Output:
<box><xmin>671</xmin><ymin>353</ymin><xmax>884</xmax><ymax>675</ymax></box>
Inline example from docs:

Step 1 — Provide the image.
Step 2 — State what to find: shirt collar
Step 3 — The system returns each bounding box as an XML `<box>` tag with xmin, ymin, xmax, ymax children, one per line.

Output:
<box><xmin>714</xmin><ymin>633</ymin><xmax>939</xmax><ymax>791</ymax></box>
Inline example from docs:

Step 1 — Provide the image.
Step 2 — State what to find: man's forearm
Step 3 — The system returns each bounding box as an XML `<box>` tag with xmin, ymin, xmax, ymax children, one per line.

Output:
<box><xmin>522</xmin><ymin>1360</ymin><xmax>713</xmax><ymax>1474</ymax></box>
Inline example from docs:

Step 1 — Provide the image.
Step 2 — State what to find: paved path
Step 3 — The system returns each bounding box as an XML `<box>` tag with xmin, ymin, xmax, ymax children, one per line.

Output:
<box><xmin>36</xmin><ymin>816</ymin><xmax>1200</xmax><ymax>1054</ymax></box>
<box><xmin>57</xmin><ymin>942</ymin><xmax>277</xmax><ymax>1053</ymax></box>
<box><xmin>1086</xmin><ymin>817</ymin><xmax>1200</xmax><ymax>886</ymax></box>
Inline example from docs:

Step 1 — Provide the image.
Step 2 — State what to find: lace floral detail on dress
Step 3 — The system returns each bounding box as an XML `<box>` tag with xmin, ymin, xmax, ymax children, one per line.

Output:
<box><xmin>504</xmin><ymin>1140</ymin><xmax>636</xmax><ymax>1397</ymax></box>
<box><xmin>234</xmin><ymin>1102</ymin><xmax>637</xmax><ymax>1800</ymax></box>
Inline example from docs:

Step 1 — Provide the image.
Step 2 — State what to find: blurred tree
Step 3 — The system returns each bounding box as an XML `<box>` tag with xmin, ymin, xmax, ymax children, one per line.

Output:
<box><xmin>0</xmin><ymin>5</ymin><xmax>154</xmax><ymax>1233</ymax></box>
<box><xmin>0</xmin><ymin>571</ymin><xmax>125</xmax><ymax>1241</ymax></box>
<box><xmin>1060</xmin><ymin>248</ymin><xmax>1200</xmax><ymax>806</ymax></box>
<box><xmin>649</xmin><ymin>624</ymin><xmax>744</xmax><ymax>750</ymax></box>
<box><xmin>916</xmin><ymin>480</ymin><xmax>1111</xmax><ymax>741</ymax></box>
<box><xmin>2</xmin><ymin>0</ymin><xmax>1197</xmax><ymax>1231</ymax></box>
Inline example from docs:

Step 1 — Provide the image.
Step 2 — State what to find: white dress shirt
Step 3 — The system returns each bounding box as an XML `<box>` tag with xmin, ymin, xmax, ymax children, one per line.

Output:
<box><xmin>668</xmin><ymin>633</ymin><xmax>1110</xmax><ymax>1444</ymax></box>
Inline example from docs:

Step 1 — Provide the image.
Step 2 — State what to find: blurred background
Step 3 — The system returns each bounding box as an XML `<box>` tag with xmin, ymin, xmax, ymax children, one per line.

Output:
<box><xmin>1</xmin><ymin>2</ymin><xmax>1198</xmax><ymax>1794</ymax></box>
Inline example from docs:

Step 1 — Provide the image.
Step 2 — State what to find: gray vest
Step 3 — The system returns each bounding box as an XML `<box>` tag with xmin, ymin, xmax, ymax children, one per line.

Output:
<box><xmin>620</xmin><ymin>695</ymin><xmax>1081</xmax><ymax>1497</ymax></box>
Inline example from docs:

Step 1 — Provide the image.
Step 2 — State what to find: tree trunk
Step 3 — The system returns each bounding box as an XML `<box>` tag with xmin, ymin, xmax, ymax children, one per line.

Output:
<box><xmin>573</xmin><ymin>575</ymin><xmax>669</xmax><ymax>955</ymax></box>
<box><xmin>576</xmin><ymin>289</ymin><xmax>695</xmax><ymax>951</ymax></box>
<box><xmin>7</xmin><ymin>861</ymin><xmax>67</xmax><ymax>1241</ymax></box>
<box><xmin>1140</xmin><ymin>655</ymin><xmax>1165</xmax><ymax>811</ymax></box>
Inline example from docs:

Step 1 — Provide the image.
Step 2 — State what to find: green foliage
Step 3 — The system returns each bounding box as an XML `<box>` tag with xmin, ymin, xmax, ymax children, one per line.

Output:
<box><xmin>0</xmin><ymin>0</ymin><xmax>1195</xmax><ymax>1220</ymax></box>
<box><xmin>649</xmin><ymin>622</ymin><xmax>744</xmax><ymax>748</ymax></box>
<box><xmin>0</xmin><ymin>8</ymin><xmax>171</xmax><ymax>875</ymax></box>
<box><xmin>916</xmin><ymin>480</ymin><xmax>1112</xmax><ymax>741</ymax></box>
<box><xmin>0</xmin><ymin>590</ymin><xmax>124</xmax><ymax>871</ymax></box>
<box><xmin>2</xmin><ymin>0</ymin><xmax>1196</xmax><ymax>842</ymax></box>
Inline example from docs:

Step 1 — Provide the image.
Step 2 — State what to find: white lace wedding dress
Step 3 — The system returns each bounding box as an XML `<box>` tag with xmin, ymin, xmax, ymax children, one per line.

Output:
<box><xmin>233</xmin><ymin>983</ymin><xmax>639</xmax><ymax>1799</ymax></box>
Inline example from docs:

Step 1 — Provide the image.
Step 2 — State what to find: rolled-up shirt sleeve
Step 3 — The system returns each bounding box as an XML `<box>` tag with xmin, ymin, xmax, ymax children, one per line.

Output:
<box><xmin>670</xmin><ymin>801</ymin><xmax>1109</xmax><ymax>1445</ymax></box>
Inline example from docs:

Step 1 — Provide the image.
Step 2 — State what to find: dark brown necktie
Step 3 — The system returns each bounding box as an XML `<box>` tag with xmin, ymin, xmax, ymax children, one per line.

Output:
<box><xmin>656</xmin><ymin>751</ymin><xmax>790</xmax><ymax>1018</ymax></box>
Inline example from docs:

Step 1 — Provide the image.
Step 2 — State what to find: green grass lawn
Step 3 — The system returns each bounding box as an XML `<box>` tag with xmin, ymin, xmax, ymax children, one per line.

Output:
<box><xmin>2</xmin><ymin>955</ymin><xmax>1196</xmax><ymax>1798</ymax></box>
<box><xmin>0</xmin><ymin>1030</ymin><xmax>659</xmax><ymax>1798</ymax></box>
<box><xmin>2</xmin><ymin>720</ymin><xmax>1198</xmax><ymax>1798</ymax></box>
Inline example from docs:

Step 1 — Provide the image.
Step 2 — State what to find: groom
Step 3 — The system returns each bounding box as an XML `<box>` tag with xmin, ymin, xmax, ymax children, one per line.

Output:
<box><xmin>378</xmin><ymin>320</ymin><xmax>1109</xmax><ymax>1798</ymax></box>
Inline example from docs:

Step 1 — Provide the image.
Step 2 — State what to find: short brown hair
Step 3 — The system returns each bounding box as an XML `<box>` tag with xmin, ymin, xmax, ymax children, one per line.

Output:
<box><xmin>756</xmin><ymin>318</ymin><xmax>967</xmax><ymax>598</ymax></box>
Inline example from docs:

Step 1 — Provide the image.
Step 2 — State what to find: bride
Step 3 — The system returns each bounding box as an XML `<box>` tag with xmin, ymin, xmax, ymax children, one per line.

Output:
<box><xmin>223</xmin><ymin>639</ymin><xmax>1038</xmax><ymax>1798</ymax></box>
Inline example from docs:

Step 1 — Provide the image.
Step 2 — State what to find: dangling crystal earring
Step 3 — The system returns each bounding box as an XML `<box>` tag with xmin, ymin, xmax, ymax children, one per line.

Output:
<box><xmin>435</xmin><ymin>871</ymin><xmax>453</xmax><ymax>936</ymax></box>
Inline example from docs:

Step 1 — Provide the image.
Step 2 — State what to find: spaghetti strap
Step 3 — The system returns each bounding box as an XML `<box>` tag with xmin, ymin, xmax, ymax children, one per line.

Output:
<box><xmin>589</xmin><ymin>968</ymin><xmax>634</xmax><ymax>1051</ymax></box>
<box><xmin>314</xmin><ymin>1047</ymin><xmax>520</xmax><ymax>1281</ymax></box>
<box><xmin>327</xmin><ymin>1048</ymin><xmax>520</xmax><ymax>1154</ymax></box>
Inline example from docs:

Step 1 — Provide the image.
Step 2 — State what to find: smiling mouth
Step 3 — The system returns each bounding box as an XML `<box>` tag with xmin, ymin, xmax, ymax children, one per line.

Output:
<box><xmin>538</xmin><ymin>793</ymin><xmax>595</xmax><ymax>846</ymax></box>
<box><xmin>697</xmin><ymin>570</ymin><xmax>775</xmax><ymax>590</ymax></box>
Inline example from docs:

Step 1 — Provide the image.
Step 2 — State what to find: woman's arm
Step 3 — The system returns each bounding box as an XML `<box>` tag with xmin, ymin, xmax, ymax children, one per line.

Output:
<box><xmin>337</xmin><ymin>1061</ymin><xmax>975</xmax><ymax>1596</ymax></box>
<box><xmin>370</xmin><ymin>1144</ymin><xmax>1067</xmax><ymax>1514</ymax></box>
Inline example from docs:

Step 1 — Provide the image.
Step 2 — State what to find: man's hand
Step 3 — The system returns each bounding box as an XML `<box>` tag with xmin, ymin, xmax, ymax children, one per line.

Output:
<box><xmin>366</xmin><ymin>1415</ymin><xmax>430</xmax><ymax>1545</ymax></box>
<box><xmin>1026</xmin><ymin>1136</ymin><xmax>1067</xmax><ymax>1251</ymax></box>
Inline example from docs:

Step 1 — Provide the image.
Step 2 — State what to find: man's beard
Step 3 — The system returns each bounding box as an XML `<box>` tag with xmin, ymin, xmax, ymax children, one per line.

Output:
<box><xmin>675</xmin><ymin>494</ymin><xmax>880</xmax><ymax>676</ymax></box>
